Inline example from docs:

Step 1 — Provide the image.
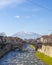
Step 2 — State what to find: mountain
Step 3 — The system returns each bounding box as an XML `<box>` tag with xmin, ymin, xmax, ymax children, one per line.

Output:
<box><xmin>0</xmin><ymin>32</ymin><xmax>6</xmax><ymax>36</ymax></box>
<box><xmin>12</xmin><ymin>32</ymin><xmax>41</xmax><ymax>39</ymax></box>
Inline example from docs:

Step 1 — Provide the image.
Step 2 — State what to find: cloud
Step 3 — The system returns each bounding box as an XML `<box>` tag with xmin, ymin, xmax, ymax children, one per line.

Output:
<box><xmin>15</xmin><ymin>15</ymin><xmax>32</xmax><ymax>19</ymax></box>
<box><xmin>0</xmin><ymin>0</ymin><xmax>26</xmax><ymax>8</ymax></box>
<box><xmin>15</xmin><ymin>16</ymin><xmax>20</xmax><ymax>19</ymax></box>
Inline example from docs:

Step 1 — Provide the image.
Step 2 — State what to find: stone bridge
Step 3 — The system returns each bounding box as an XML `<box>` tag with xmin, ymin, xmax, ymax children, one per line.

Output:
<box><xmin>11</xmin><ymin>41</ymin><xmax>42</xmax><ymax>51</ymax></box>
<box><xmin>11</xmin><ymin>42</ymin><xmax>35</xmax><ymax>50</ymax></box>
<box><xmin>0</xmin><ymin>40</ymin><xmax>42</xmax><ymax>58</ymax></box>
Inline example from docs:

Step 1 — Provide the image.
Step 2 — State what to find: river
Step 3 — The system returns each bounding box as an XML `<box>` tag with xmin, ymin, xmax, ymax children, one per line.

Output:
<box><xmin>0</xmin><ymin>48</ymin><xmax>46</xmax><ymax>65</ymax></box>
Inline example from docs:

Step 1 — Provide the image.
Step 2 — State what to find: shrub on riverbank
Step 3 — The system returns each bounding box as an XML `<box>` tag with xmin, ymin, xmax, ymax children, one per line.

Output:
<box><xmin>35</xmin><ymin>52</ymin><xmax>52</xmax><ymax>65</ymax></box>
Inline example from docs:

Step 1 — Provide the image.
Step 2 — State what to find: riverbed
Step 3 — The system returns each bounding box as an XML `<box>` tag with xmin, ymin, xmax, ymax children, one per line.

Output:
<box><xmin>0</xmin><ymin>49</ymin><xmax>46</xmax><ymax>65</ymax></box>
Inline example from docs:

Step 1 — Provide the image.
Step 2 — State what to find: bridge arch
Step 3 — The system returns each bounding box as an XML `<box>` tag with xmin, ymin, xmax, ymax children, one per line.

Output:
<box><xmin>21</xmin><ymin>43</ymin><xmax>35</xmax><ymax>51</ymax></box>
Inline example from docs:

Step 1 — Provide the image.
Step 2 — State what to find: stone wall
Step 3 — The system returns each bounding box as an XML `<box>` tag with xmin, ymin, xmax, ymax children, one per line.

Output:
<box><xmin>38</xmin><ymin>45</ymin><xmax>52</xmax><ymax>57</ymax></box>
<box><xmin>0</xmin><ymin>44</ymin><xmax>12</xmax><ymax>58</ymax></box>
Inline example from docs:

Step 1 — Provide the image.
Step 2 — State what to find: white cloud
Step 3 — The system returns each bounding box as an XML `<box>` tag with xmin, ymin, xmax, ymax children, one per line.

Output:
<box><xmin>15</xmin><ymin>16</ymin><xmax>20</xmax><ymax>19</ymax></box>
<box><xmin>21</xmin><ymin>16</ymin><xmax>32</xmax><ymax>19</ymax></box>
<box><xmin>0</xmin><ymin>0</ymin><xmax>26</xmax><ymax>8</ymax></box>
<box><xmin>15</xmin><ymin>15</ymin><xmax>32</xmax><ymax>19</ymax></box>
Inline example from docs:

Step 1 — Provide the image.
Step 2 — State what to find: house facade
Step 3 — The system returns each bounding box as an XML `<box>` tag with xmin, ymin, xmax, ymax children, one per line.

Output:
<box><xmin>36</xmin><ymin>34</ymin><xmax>52</xmax><ymax>44</ymax></box>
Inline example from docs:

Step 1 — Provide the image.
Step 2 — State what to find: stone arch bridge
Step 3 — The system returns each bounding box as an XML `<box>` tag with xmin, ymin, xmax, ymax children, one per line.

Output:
<box><xmin>11</xmin><ymin>41</ymin><xmax>42</xmax><ymax>51</ymax></box>
<box><xmin>0</xmin><ymin>40</ymin><xmax>42</xmax><ymax>58</ymax></box>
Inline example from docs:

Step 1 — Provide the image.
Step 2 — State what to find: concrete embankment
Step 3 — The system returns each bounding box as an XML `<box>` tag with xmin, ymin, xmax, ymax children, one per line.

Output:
<box><xmin>38</xmin><ymin>45</ymin><xmax>52</xmax><ymax>57</ymax></box>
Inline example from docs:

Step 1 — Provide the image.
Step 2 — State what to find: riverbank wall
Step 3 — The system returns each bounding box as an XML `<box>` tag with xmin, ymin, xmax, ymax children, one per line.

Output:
<box><xmin>38</xmin><ymin>45</ymin><xmax>52</xmax><ymax>57</ymax></box>
<box><xmin>0</xmin><ymin>44</ymin><xmax>12</xmax><ymax>59</ymax></box>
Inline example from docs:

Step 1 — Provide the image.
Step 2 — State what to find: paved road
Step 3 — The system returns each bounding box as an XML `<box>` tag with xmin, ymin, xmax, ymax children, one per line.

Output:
<box><xmin>0</xmin><ymin>49</ymin><xmax>46</xmax><ymax>65</ymax></box>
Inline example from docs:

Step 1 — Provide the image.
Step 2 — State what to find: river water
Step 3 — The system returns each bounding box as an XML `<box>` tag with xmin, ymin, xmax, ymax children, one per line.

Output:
<box><xmin>0</xmin><ymin>44</ymin><xmax>46</xmax><ymax>65</ymax></box>
<box><xmin>0</xmin><ymin>48</ymin><xmax>46</xmax><ymax>65</ymax></box>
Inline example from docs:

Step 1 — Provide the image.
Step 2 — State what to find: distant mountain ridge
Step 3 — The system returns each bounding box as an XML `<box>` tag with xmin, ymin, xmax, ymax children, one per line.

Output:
<box><xmin>12</xmin><ymin>32</ymin><xmax>41</xmax><ymax>39</ymax></box>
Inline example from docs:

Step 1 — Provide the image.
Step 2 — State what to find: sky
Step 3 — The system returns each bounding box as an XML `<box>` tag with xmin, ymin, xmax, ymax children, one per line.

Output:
<box><xmin>0</xmin><ymin>0</ymin><xmax>52</xmax><ymax>35</ymax></box>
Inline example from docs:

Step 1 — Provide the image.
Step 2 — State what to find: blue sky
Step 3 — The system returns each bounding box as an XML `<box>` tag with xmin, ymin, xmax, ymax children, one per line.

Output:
<box><xmin>0</xmin><ymin>0</ymin><xmax>52</xmax><ymax>35</ymax></box>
